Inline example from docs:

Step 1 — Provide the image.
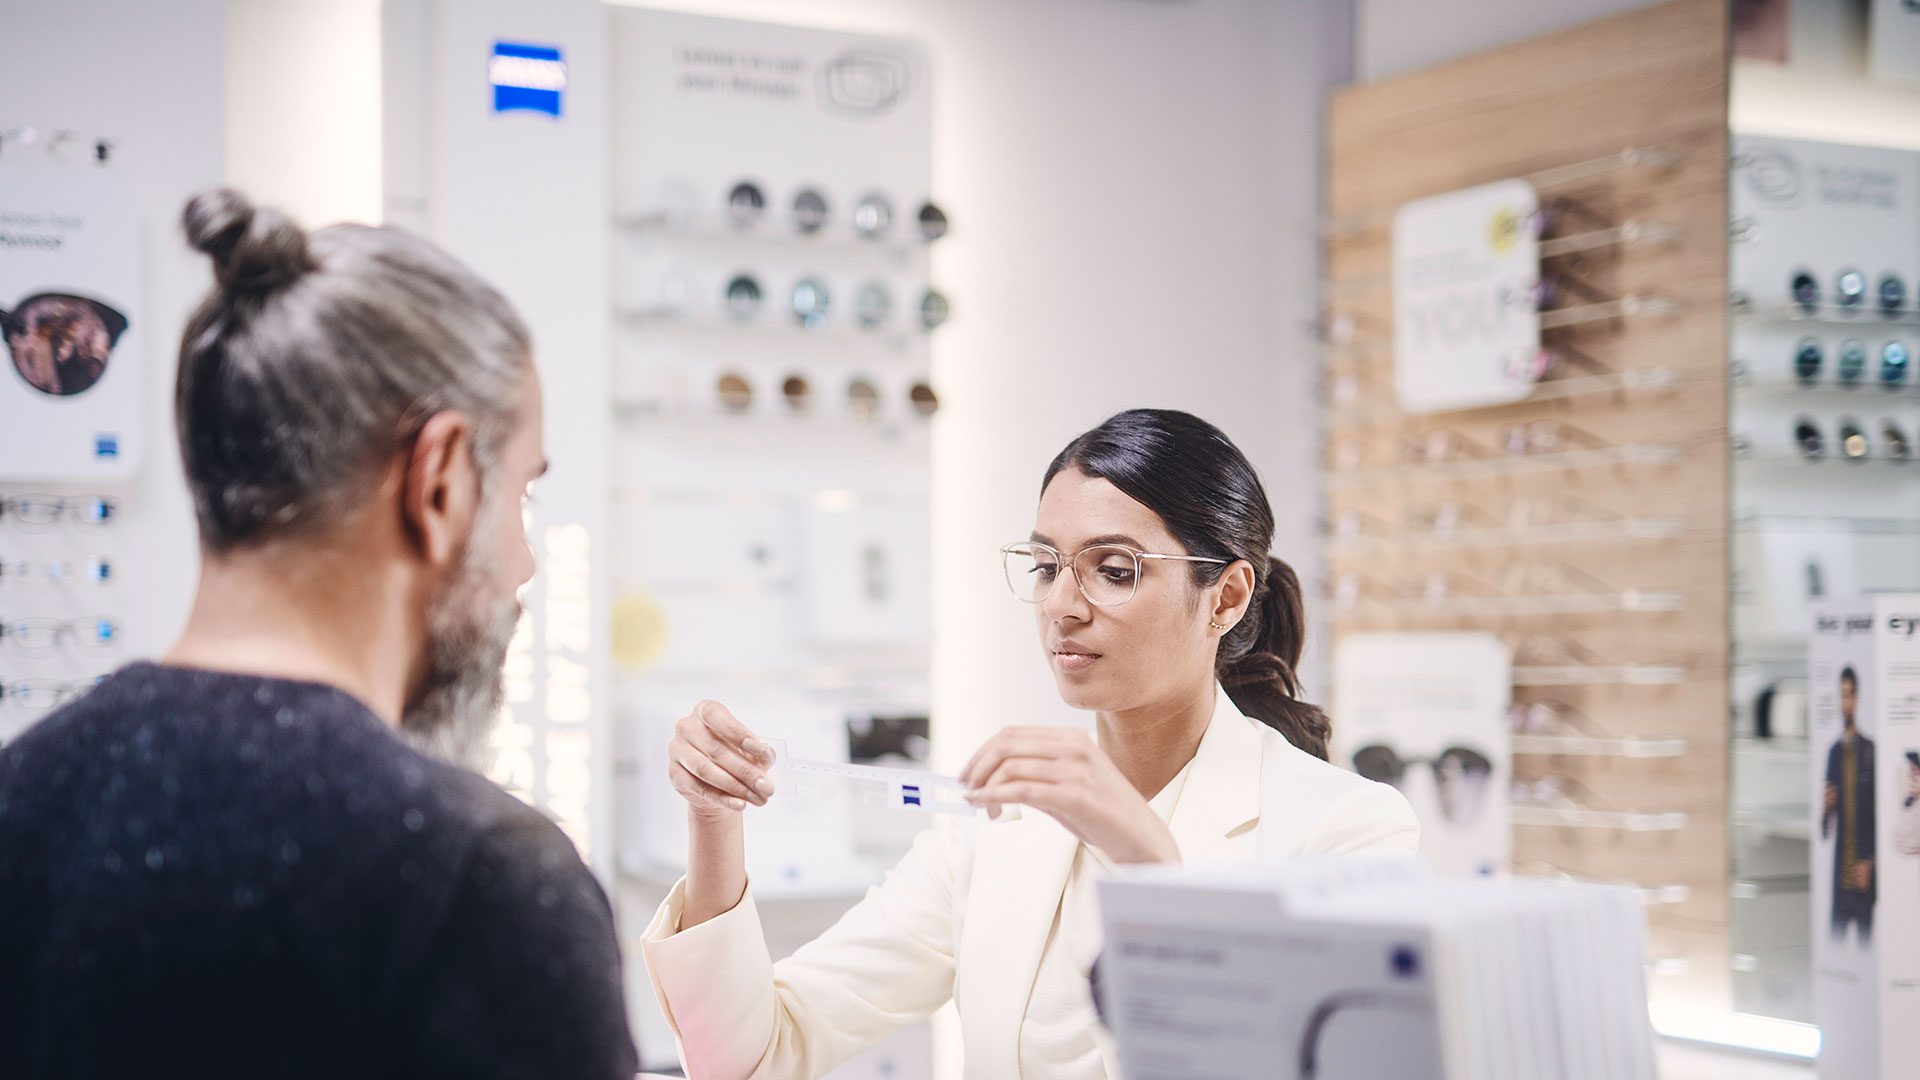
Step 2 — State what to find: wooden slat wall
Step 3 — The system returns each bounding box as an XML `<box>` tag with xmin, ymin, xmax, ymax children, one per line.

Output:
<box><xmin>1323</xmin><ymin>0</ymin><xmax>1732</xmax><ymax>1010</ymax></box>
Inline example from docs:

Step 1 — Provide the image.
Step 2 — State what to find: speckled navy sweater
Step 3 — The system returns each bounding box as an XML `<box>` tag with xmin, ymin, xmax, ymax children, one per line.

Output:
<box><xmin>0</xmin><ymin>662</ymin><xmax>638</xmax><ymax>1079</ymax></box>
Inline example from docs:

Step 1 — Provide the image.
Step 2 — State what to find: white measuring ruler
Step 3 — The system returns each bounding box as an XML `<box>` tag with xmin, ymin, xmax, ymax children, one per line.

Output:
<box><xmin>764</xmin><ymin>739</ymin><xmax>976</xmax><ymax>816</ymax></box>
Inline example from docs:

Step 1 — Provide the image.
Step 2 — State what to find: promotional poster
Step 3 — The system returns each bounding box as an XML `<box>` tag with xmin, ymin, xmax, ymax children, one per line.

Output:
<box><xmin>1810</xmin><ymin>597</ymin><xmax>1920</xmax><ymax>1079</ymax></box>
<box><xmin>0</xmin><ymin>160</ymin><xmax>144</xmax><ymax>480</ymax></box>
<box><xmin>1332</xmin><ymin>632</ymin><xmax>1512</xmax><ymax>876</ymax></box>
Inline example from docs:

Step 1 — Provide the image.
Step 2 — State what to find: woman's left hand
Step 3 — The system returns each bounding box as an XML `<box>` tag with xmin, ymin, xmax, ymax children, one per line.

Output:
<box><xmin>960</xmin><ymin>726</ymin><xmax>1180</xmax><ymax>865</ymax></box>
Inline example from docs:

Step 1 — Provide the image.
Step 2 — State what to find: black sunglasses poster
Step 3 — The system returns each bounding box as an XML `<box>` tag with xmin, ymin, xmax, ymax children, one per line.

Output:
<box><xmin>1332</xmin><ymin>632</ymin><xmax>1511</xmax><ymax>876</ymax></box>
<box><xmin>0</xmin><ymin>161</ymin><xmax>143</xmax><ymax>481</ymax></box>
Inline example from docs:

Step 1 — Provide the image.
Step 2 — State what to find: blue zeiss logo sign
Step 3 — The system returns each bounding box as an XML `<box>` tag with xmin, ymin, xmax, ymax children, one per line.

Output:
<box><xmin>491</xmin><ymin>42</ymin><xmax>565</xmax><ymax>117</ymax></box>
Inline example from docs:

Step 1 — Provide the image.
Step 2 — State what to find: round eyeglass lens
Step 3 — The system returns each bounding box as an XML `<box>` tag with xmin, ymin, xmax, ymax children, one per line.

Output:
<box><xmin>791</xmin><ymin>278</ymin><xmax>830</xmax><ymax>330</ymax></box>
<box><xmin>852</xmin><ymin>194</ymin><xmax>893</xmax><ymax>238</ymax></box>
<box><xmin>1885</xmin><ymin>422</ymin><xmax>1912</xmax><ymax>461</ymax></box>
<box><xmin>1838</xmin><ymin>340</ymin><xmax>1867</xmax><ymax>385</ymax></box>
<box><xmin>792</xmin><ymin>188</ymin><xmax>829</xmax><ymax>233</ymax></box>
<box><xmin>916</xmin><ymin>201</ymin><xmax>949</xmax><ymax>242</ymax></box>
<box><xmin>1880</xmin><ymin>274</ymin><xmax>1907</xmax><ymax>314</ymax></box>
<box><xmin>1840</xmin><ymin>420</ymin><xmax>1869</xmax><ymax>460</ymax></box>
<box><xmin>1837</xmin><ymin>269</ymin><xmax>1867</xmax><ymax>309</ymax></box>
<box><xmin>724</xmin><ymin>274</ymin><xmax>763</xmax><ymax>320</ymax></box>
<box><xmin>1882</xmin><ymin>341</ymin><xmax>1911</xmax><ymax>387</ymax></box>
<box><xmin>1795</xmin><ymin>418</ymin><xmax>1824</xmax><ymax>459</ymax></box>
<box><xmin>726</xmin><ymin>181</ymin><xmax>765</xmax><ymax>227</ymax></box>
<box><xmin>1794</xmin><ymin>337</ymin><xmax>1823</xmax><ymax>384</ymax></box>
<box><xmin>1001</xmin><ymin>544</ymin><xmax>1141</xmax><ymax>606</ymax></box>
<box><xmin>1790</xmin><ymin>270</ymin><xmax>1820</xmax><ymax>310</ymax></box>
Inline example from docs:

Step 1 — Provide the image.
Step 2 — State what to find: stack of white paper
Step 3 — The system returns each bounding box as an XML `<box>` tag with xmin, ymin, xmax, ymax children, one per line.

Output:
<box><xmin>1098</xmin><ymin>860</ymin><xmax>1654</xmax><ymax>1080</ymax></box>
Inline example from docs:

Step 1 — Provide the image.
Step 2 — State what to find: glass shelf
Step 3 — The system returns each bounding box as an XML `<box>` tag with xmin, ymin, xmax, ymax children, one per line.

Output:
<box><xmin>1511</xmin><ymin>806</ymin><xmax>1690</xmax><ymax>831</ymax></box>
<box><xmin>1327</xmin><ymin>517</ymin><xmax>1684</xmax><ymax>554</ymax></box>
<box><xmin>1327</xmin><ymin>443</ymin><xmax>1683</xmax><ymax>488</ymax></box>
<box><xmin>1513</xmin><ymin>664</ymin><xmax>1688</xmax><ymax>686</ymax></box>
<box><xmin>614</xmin><ymin>210</ymin><xmax>937</xmax><ymax>255</ymax></box>
<box><xmin>1336</xmin><ymin>590</ymin><xmax>1683</xmax><ymax>618</ymax></box>
<box><xmin>1732</xmin><ymin>302</ymin><xmax>1920</xmax><ymax>330</ymax></box>
<box><xmin>1512</xmin><ymin>734</ymin><xmax>1690</xmax><ymax>758</ymax></box>
<box><xmin>1328</xmin><ymin>367</ymin><xmax>1683</xmax><ymax>425</ymax></box>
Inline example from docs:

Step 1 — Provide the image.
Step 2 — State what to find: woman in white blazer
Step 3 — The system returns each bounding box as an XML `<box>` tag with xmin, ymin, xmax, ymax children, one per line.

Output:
<box><xmin>644</xmin><ymin>409</ymin><xmax>1419</xmax><ymax>1080</ymax></box>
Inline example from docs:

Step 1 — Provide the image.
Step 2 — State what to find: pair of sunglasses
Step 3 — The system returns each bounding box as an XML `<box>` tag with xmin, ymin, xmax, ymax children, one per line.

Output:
<box><xmin>1351</xmin><ymin>744</ymin><xmax>1494</xmax><ymax>824</ymax></box>
<box><xmin>3</xmin><ymin>292</ymin><xmax>129</xmax><ymax>398</ymax></box>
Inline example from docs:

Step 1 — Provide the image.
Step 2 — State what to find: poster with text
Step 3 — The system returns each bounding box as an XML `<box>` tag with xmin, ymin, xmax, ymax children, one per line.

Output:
<box><xmin>0</xmin><ymin>160</ymin><xmax>143</xmax><ymax>481</ymax></box>
<box><xmin>1332</xmin><ymin>632</ymin><xmax>1510</xmax><ymax>875</ymax></box>
<box><xmin>1391</xmin><ymin>179</ymin><xmax>1541</xmax><ymax>415</ymax></box>
<box><xmin>1812</xmin><ymin>602</ymin><xmax>1881</xmax><ymax>1080</ymax></box>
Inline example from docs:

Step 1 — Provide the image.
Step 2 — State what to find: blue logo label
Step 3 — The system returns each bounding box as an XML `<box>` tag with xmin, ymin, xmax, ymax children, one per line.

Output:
<box><xmin>491</xmin><ymin>42</ymin><xmax>565</xmax><ymax>117</ymax></box>
<box><xmin>94</xmin><ymin>434</ymin><xmax>118</xmax><ymax>459</ymax></box>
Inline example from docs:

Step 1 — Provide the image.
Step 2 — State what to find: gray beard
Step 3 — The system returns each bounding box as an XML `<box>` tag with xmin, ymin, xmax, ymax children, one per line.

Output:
<box><xmin>398</xmin><ymin>520</ymin><xmax>521</xmax><ymax>769</ymax></box>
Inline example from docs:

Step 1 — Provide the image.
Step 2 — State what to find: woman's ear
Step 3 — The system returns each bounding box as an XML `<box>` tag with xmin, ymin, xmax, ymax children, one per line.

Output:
<box><xmin>1212</xmin><ymin>559</ymin><xmax>1257</xmax><ymax>631</ymax></box>
<box><xmin>401</xmin><ymin>410</ymin><xmax>480</xmax><ymax>567</ymax></box>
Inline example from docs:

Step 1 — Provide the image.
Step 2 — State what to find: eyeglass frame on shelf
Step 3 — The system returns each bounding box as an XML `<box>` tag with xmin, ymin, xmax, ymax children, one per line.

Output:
<box><xmin>1000</xmin><ymin>541</ymin><xmax>1228</xmax><ymax>607</ymax></box>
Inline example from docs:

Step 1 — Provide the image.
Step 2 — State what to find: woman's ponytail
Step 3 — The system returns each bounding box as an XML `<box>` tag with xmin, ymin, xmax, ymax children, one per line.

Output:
<box><xmin>1219</xmin><ymin>557</ymin><xmax>1330</xmax><ymax>760</ymax></box>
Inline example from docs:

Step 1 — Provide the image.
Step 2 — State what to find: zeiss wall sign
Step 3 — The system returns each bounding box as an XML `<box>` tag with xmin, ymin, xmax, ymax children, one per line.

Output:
<box><xmin>491</xmin><ymin>42</ymin><xmax>566</xmax><ymax>117</ymax></box>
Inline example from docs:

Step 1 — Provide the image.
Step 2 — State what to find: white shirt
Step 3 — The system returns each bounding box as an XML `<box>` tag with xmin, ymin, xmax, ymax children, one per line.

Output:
<box><xmin>641</xmin><ymin>687</ymin><xmax>1420</xmax><ymax>1080</ymax></box>
<box><xmin>1018</xmin><ymin>758</ymin><xmax>1193</xmax><ymax>1079</ymax></box>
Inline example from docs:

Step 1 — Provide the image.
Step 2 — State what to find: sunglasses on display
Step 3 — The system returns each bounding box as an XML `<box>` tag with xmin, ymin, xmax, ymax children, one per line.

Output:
<box><xmin>1794</xmin><ymin>416</ymin><xmax>1824</xmax><ymax>459</ymax></box>
<box><xmin>1000</xmin><ymin>541</ymin><xmax>1229</xmax><ymax>608</ymax></box>
<box><xmin>854</xmin><ymin>282</ymin><xmax>892</xmax><ymax>328</ymax></box>
<box><xmin>2</xmin><ymin>292</ymin><xmax>130</xmax><ymax>398</ymax></box>
<box><xmin>852</xmin><ymin>193</ymin><xmax>893</xmax><ymax>238</ymax></box>
<box><xmin>780</xmin><ymin>374</ymin><xmax>812</xmax><ymax>413</ymax></box>
<box><xmin>916</xmin><ymin>201</ymin><xmax>949</xmax><ymax>242</ymax></box>
<box><xmin>0</xmin><ymin>615</ymin><xmax>121</xmax><ymax>659</ymax></box>
<box><xmin>918</xmin><ymin>288</ymin><xmax>951</xmax><ymax>331</ymax></box>
<box><xmin>1790</xmin><ymin>269</ymin><xmax>1820</xmax><ymax>311</ymax></box>
<box><xmin>1794</xmin><ymin>337</ymin><xmax>1823</xmax><ymax>385</ymax></box>
<box><xmin>0</xmin><ymin>556</ymin><xmax>113</xmax><ymax>585</ymax></box>
<box><xmin>1880</xmin><ymin>274</ymin><xmax>1907</xmax><ymax>315</ymax></box>
<box><xmin>1</xmin><ymin>494</ymin><xmax>117</xmax><ymax>531</ymax></box>
<box><xmin>791</xmin><ymin>278</ymin><xmax>830</xmax><ymax>330</ymax></box>
<box><xmin>791</xmin><ymin>188</ymin><xmax>829</xmax><ymax>233</ymax></box>
<box><xmin>1836</xmin><ymin>269</ymin><xmax>1867</xmax><ymax>310</ymax></box>
<box><xmin>724</xmin><ymin>274</ymin><xmax>763</xmax><ymax>320</ymax></box>
<box><xmin>716</xmin><ymin>372</ymin><xmax>753</xmax><ymax>413</ymax></box>
<box><xmin>846</xmin><ymin>377</ymin><xmax>881</xmax><ymax>421</ymax></box>
<box><xmin>1349</xmin><ymin>744</ymin><xmax>1494</xmax><ymax>824</ymax></box>
<box><xmin>1837</xmin><ymin>339</ymin><xmax>1867</xmax><ymax>386</ymax></box>
<box><xmin>1</xmin><ymin>676</ymin><xmax>104</xmax><ymax>716</ymax></box>
<box><xmin>1882</xmin><ymin>341</ymin><xmax>1910</xmax><ymax>386</ymax></box>
<box><xmin>726</xmin><ymin>180</ymin><xmax>766</xmax><ymax>227</ymax></box>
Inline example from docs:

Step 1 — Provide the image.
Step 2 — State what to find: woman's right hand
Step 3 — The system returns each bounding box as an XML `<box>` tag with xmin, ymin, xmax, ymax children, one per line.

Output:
<box><xmin>669</xmin><ymin>700</ymin><xmax>777</xmax><ymax>818</ymax></box>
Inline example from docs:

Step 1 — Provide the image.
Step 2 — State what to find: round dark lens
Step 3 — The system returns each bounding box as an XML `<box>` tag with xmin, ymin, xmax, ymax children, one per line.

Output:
<box><xmin>1837</xmin><ymin>269</ymin><xmax>1867</xmax><ymax>308</ymax></box>
<box><xmin>781</xmin><ymin>375</ymin><xmax>812</xmax><ymax>412</ymax></box>
<box><xmin>1794</xmin><ymin>337</ymin><xmax>1823</xmax><ymax>384</ymax></box>
<box><xmin>1840</xmin><ymin>420</ymin><xmax>1868</xmax><ymax>460</ymax></box>
<box><xmin>1885</xmin><ymin>422</ymin><xmax>1911</xmax><ymax>462</ymax></box>
<box><xmin>908</xmin><ymin>382</ymin><xmax>939</xmax><ymax>416</ymax></box>
<box><xmin>1838</xmin><ymin>340</ymin><xmax>1868</xmax><ymax>385</ymax></box>
<box><xmin>726</xmin><ymin>181</ymin><xmax>765</xmax><ymax>226</ymax></box>
<box><xmin>846</xmin><ymin>377</ymin><xmax>881</xmax><ymax>421</ymax></box>
<box><xmin>792</xmin><ymin>189</ymin><xmax>829</xmax><ymax>233</ymax></box>
<box><xmin>724</xmin><ymin>274</ymin><xmax>763</xmax><ymax>320</ymax></box>
<box><xmin>1350</xmin><ymin>745</ymin><xmax>1403</xmax><ymax>785</ymax></box>
<box><xmin>1795</xmin><ymin>418</ymin><xmax>1824</xmax><ymax>459</ymax></box>
<box><xmin>919</xmin><ymin>289</ymin><xmax>951</xmax><ymax>331</ymax></box>
<box><xmin>916</xmin><ymin>201</ymin><xmax>949</xmax><ymax>242</ymax></box>
<box><xmin>1883</xmin><ymin>341</ymin><xmax>1911</xmax><ymax>387</ymax></box>
<box><xmin>1790</xmin><ymin>270</ymin><xmax>1820</xmax><ymax>310</ymax></box>
<box><xmin>1880</xmin><ymin>274</ymin><xmax>1907</xmax><ymax>314</ymax></box>
<box><xmin>854</xmin><ymin>282</ymin><xmax>892</xmax><ymax>328</ymax></box>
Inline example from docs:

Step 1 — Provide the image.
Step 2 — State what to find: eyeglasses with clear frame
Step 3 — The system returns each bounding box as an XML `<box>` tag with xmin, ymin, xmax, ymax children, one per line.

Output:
<box><xmin>1000</xmin><ymin>541</ymin><xmax>1228</xmax><ymax>607</ymax></box>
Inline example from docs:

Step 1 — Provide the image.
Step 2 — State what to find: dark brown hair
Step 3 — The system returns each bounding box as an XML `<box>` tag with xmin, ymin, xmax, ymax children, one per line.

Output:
<box><xmin>1043</xmin><ymin>409</ymin><xmax>1329</xmax><ymax>759</ymax></box>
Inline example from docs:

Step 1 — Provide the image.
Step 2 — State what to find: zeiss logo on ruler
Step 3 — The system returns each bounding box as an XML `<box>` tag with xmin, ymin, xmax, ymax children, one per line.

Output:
<box><xmin>490</xmin><ymin>42</ymin><xmax>566</xmax><ymax>117</ymax></box>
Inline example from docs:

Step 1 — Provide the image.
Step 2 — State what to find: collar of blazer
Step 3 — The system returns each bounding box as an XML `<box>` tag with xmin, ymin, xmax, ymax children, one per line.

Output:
<box><xmin>956</xmin><ymin>685</ymin><xmax>1264</xmax><ymax>1077</ymax></box>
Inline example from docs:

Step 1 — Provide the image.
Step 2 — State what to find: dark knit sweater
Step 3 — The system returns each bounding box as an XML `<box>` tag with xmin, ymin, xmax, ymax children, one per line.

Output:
<box><xmin>0</xmin><ymin>662</ymin><xmax>638</xmax><ymax>1079</ymax></box>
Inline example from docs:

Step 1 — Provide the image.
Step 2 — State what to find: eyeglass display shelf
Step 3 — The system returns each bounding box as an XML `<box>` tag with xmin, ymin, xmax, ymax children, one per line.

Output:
<box><xmin>1327</xmin><ymin>443</ymin><xmax>1683</xmax><ymax>488</ymax></box>
<box><xmin>1512</xmin><ymin>733</ymin><xmax>1689</xmax><ymax>758</ymax></box>
<box><xmin>1510</xmin><ymin>805</ymin><xmax>1689</xmax><ymax>831</ymax></box>
<box><xmin>1733</xmin><ymin>737</ymin><xmax>1809</xmax><ymax>765</ymax></box>
<box><xmin>1729</xmin><ymin>373</ymin><xmax>1920</xmax><ymax>397</ymax></box>
<box><xmin>1732</xmin><ymin>512</ymin><xmax>1920</xmax><ymax>535</ymax></box>
<box><xmin>1327</xmin><ymin>367</ymin><xmax>1683</xmax><ymax>426</ymax></box>
<box><xmin>1335</xmin><ymin>590</ymin><xmax>1683</xmax><ymax>617</ymax></box>
<box><xmin>1732</xmin><ymin>303</ymin><xmax>1920</xmax><ymax>331</ymax></box>
<box><xmin>1320</xmin><ymin>146</ymin><xmax>1679</xmax><ymax>234</ymax></box>
<box><xmin>1326</xmin><ymin>517</ymin><xmax>1685</xmax><ymax>554</ymax></box>
<box><xmin>615</xmin><ymin>307</ymin><xmax>925</xmax><ymax>346</ymax></box>
<box><xmin>1323</xmin><ymin>222</ymin><xmax>1683</xmax><ymax>298</ymax></box>
<box><xmin>615</xmin><ymin>210</ymin><xmax>939</xmax><ymax>255</ymax></box>
<box><xmin>1321</xmin><ymin>296</ymin><xmax>1682</xmax><ymax>359</ymax></box>
<box><xmin>1731</xmin><ymin>451</ymin><xmax>1920</xmax><ymax>469</ymax></box>
<box><xmin>1512</xmin><ymin>663</ymin><xmax>1688</xmax><ymax>686</ymax></box>
<box><xmin>612</xmin><ymin>398</ymin><xmax>936</xmax><ymax>430</ymax></box>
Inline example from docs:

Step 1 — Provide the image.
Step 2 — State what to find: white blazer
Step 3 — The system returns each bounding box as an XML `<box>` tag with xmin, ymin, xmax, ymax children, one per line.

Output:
<box><xmin>641</xmin><ymin>686</ymin><xmax>1420</xmax><ymax>1080</ymax></box>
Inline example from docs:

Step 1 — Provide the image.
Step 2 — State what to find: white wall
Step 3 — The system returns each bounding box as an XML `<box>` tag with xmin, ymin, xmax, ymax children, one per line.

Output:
<box><xmin>1357</xmin><ymin>0</ymin><xmax>1665</xmax><ymax>81</ymax></box>
<box><xmin>604</xmin><ymin>0</ymin><xmax>1352</xmax><ymax>767</ymax></box>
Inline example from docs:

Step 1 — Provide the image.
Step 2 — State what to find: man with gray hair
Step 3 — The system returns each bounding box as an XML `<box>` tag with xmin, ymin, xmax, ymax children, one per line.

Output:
<box><xmin>0</xmin><ymin>189</ymin><xmax>639</xmax><ymax>1078</ymax></box>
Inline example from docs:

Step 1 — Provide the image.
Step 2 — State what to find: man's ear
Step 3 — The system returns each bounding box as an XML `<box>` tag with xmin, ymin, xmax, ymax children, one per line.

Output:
<box><xmin>402</xmin><ymin>411</ymin><xmax>480</xmax><ymax>568</ymax></box>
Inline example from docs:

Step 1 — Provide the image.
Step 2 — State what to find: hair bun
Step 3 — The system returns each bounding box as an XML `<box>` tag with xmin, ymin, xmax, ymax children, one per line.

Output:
<box><xmin>182</xmin><ymin>187</ymin><xmax>315</xmax><ymax>297</ymax></box>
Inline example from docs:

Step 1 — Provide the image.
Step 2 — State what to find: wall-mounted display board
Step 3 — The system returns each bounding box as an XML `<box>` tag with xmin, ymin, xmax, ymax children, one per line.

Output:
<box><xmin>1322</xmin><ymin>0</ymin><xmax>1731</xmax><ymax>1016</ymax></box>
<box><xmin>605</xmin><ymin>8</ymin><xmax>944</xmax><ymax>897</ymax></box>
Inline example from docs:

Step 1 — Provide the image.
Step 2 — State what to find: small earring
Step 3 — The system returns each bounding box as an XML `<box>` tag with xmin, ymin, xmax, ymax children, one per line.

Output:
<box><xmin>1209</xmin><ymin>620</ymin><xmax>1228</xmax><ymax>630</ymax></box>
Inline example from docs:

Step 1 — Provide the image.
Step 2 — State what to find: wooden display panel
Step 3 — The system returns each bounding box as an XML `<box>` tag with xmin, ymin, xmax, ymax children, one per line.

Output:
<box><xmin>1323</xmin><ymin>0</ymin><xmax>1731</xmax><ymax>1010</ymax></box>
